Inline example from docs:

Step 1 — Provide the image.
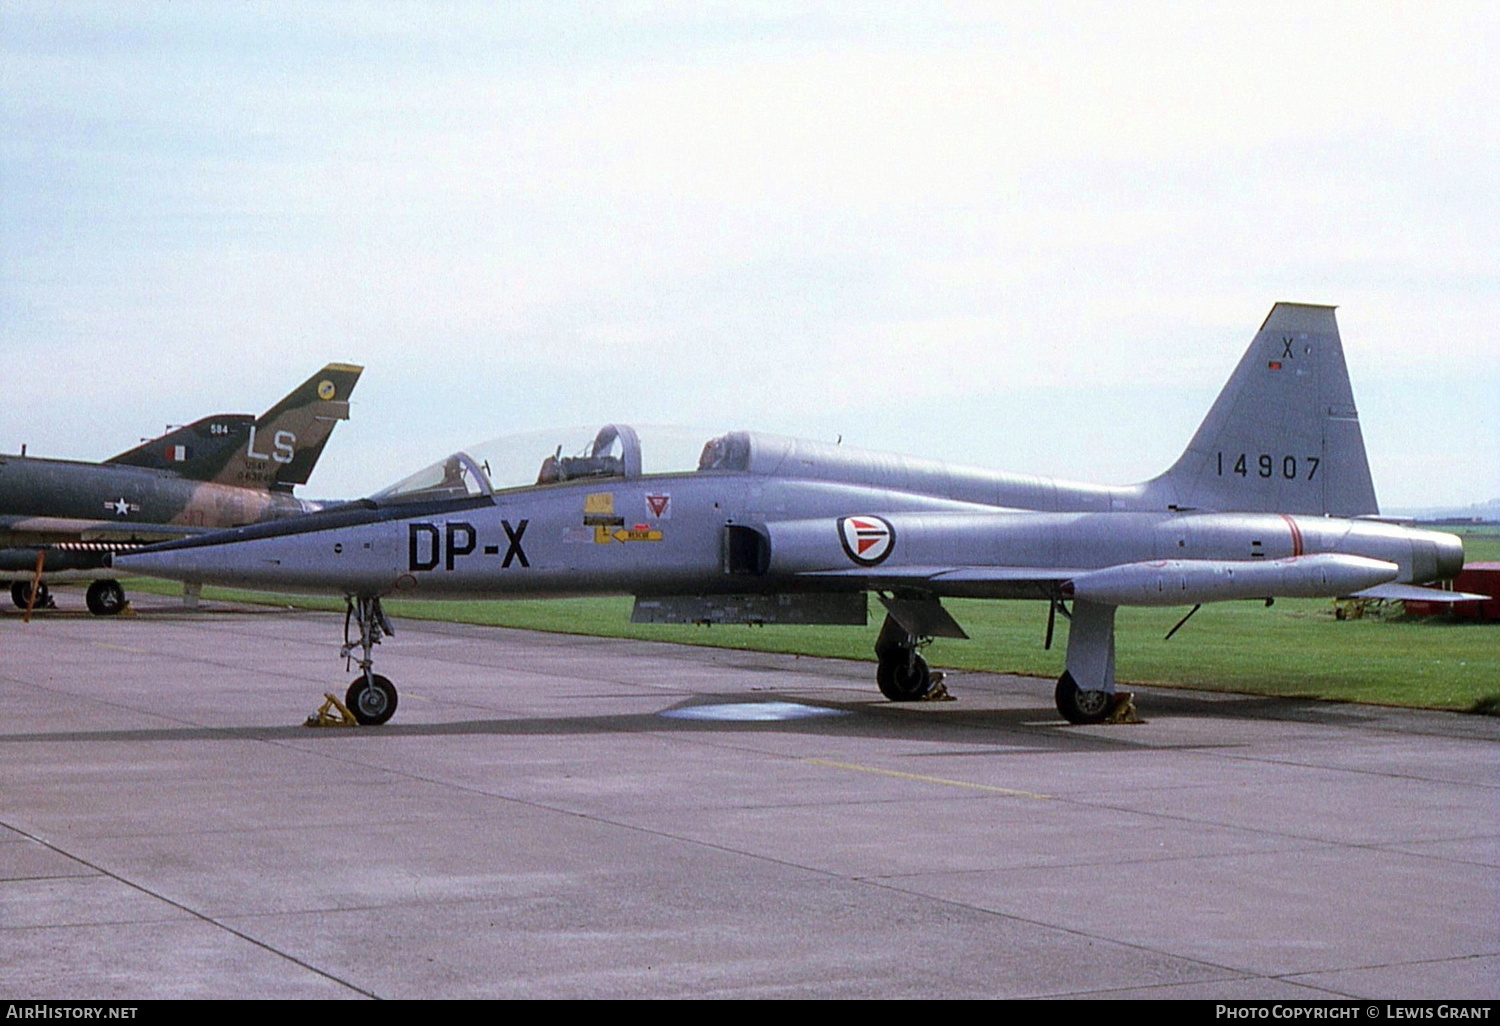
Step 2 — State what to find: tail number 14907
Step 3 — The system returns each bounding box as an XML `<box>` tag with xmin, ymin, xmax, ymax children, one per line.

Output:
<box><xmin>1217</xmin><ymin>453</ymin><xmax>1320</xmax><ymax>480</ymax></box>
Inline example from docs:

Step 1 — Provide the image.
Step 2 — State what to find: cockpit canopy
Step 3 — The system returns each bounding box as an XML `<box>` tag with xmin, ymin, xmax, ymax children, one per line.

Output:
<box><xmin>368</xmin><ymin>425</ymin><xmax>759</xmax><ymax>505</ymax></box>
<box><xmin>365</xmin><ymin>424</ymin><xmax>999</xmax><ymax>509</ymax></box>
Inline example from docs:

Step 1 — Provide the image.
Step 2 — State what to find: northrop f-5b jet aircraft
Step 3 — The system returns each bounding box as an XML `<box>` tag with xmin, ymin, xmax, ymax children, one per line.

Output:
<box><xmin>117</xmin><ymin>305</ymin><xmax>1469</xmax><ymax>725</ymax></box>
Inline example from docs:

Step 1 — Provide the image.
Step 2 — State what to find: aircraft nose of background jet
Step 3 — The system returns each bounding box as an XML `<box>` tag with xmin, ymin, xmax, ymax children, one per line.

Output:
<box><xmin>1410</xmin><ymin>530</ymin><xmax>1466</xmax><ymax>584</ymax></box>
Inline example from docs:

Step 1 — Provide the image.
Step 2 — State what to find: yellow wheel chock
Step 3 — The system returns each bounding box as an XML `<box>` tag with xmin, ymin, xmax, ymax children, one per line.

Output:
<box><xmin>305</xmin><ymin>692</ymin><xmax>360</xmax><ymax>727</ymax></box>
<box><xmin>1105</xmin><ymin>691</ymin><xmax>1142</xmax><ymax>724</ymax></box>
<box><xmin>920</xmin><ymin>671</ymin><xmax>956</xmax><ymax>702</ymax></box>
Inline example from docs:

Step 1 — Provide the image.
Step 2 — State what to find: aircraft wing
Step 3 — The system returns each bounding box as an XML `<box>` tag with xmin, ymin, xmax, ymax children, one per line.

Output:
<box><xmin>0</xmin><ymin>514</ymin><xmax>216</xmax><ymax>547</ymax></box>
<box><xmin>1348</xmin><ymin>583</ymin><xmax>1490</xmax><ymax>603</ymax></box>
<box><xmin>798</xmin><ymin>554</ymin><xmax>1405</xmax><ymax>606</ymax></box>
<box><xmin>804</xmin><ymin>561</ymin><xmax>1086</xmax><ymax>576</ymax></box>
<box><xmin>798</xmin><ymin>565</ymin><xmax>1085</xmax><ymax>584</ymax></box>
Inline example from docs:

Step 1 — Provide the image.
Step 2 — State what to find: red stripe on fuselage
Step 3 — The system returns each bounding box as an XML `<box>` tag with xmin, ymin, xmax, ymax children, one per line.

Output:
<box><xmin>1280</xmin><ymin>513</ymin><xmax>1304</xmax><ymax>557</ymax></box>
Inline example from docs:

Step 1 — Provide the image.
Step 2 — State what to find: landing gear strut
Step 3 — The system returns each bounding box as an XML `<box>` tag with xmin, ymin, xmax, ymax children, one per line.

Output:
<box><xmin>341</xmin><ymin>595</ymin><xmax>398</xmax><ymax>725</ymax></box>
<box><xmin>874</xmin><ymin>613</ymin><xmax>934</xmax><ymax>701</ymax></box>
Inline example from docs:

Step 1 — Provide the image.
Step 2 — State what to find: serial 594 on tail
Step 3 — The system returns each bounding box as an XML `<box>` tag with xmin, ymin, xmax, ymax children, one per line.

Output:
<box><xmin>118</xmin><ymin>305</ymin><xmax>1469</xmax><ymax>725</ymax></box>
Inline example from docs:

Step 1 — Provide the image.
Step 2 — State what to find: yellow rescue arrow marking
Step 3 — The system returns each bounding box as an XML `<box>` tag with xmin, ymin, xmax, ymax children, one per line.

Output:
<box><xmin>594</xmin><ymin>525</ymin><xmax>663</xmax><ymax>543</ymax></box>
<box><xmin>614</xmin><ymin>527</ymin><xmax>662</xmax><ymax>542</ymax></box>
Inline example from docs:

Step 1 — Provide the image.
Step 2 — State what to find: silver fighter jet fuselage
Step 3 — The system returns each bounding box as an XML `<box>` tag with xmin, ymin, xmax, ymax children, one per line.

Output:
<box><xmin>117</xmin><ymin>305</ymin><xmax>1472</xmax><ymax>725</ymax></box>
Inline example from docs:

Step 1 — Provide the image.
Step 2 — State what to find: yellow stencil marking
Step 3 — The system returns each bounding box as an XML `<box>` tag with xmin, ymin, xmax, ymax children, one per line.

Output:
<box><xmin>613</xmin><ymin>527</ymin><xmax>662</xmax><ymax>542</ymax></box>
<box><xmin>594</xmin><ymin>525</ymin><xmax>663</xmax><ymax>543</ymax></box>
<box><xmin>806</xmin><ymin>759</ymin><xmax>1050</xmax><ymax>799</ymax></box>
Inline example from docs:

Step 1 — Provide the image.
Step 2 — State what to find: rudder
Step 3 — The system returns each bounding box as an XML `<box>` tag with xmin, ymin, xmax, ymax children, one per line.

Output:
<box><xmin>217</xmin><ymin>362</ymin><xmax>363</xmax><ymax>491</ymax></box>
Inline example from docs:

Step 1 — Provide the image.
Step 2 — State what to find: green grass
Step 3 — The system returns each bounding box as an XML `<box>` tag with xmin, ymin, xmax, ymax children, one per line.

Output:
<box><xmin>124</xmin><ymin>578</ymin><xmax>1499</xmax><ymax>714</ymax></box>
<box><xmin>1448</xmin><ymin>525</ymin><xmax>1500</xmax><ymax>562</ymax></box>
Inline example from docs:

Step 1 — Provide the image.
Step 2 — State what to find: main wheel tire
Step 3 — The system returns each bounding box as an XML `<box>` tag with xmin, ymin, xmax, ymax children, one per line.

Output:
<box><xmin>86</xmin><ymin>579</ymin><xmax>128</xmax><ymax>616</ymax></box>
<box><xmin>346</xmin><ymin>674</ymin><xmax>398</xmax><ymax>726</ymax></box>
<box><xmin>12</xmin><ymin>581</ymin><xmax>50</xmax><ymax>609</ymax></box>
<box><xmin>1055</xmin><ymin>671</ymin><xmax>1112</xmax><ymax>724</ymax></box>
<box><xmin>877</xmin><ymin>652</ymin><xmax>933</xmax><ymax>701</ymax></box>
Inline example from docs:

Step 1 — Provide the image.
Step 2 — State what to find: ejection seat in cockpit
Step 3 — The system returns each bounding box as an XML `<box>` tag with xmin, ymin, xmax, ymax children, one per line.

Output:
<box><xmin>536</xmin><ymin>424</ymin><xmax>642</xmax><ymax>484</ymax></box>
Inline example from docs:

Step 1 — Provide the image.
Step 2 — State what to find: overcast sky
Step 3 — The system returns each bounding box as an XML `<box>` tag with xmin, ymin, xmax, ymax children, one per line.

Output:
<box><xmin>2</xmin><ymin>1</ymin><xmax>1496</xmax><ymax>509</ymax></box>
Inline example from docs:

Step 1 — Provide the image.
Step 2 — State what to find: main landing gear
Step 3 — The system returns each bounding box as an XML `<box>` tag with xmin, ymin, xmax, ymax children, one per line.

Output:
<box><xmin>8</xmin><ymin>580</ymin><xmax>127</xmax><ymax>616</ymax></box>
<box><xmin>1055</xmin><ymin>671</ymin><xmax>1113</xmax><ymax>724</ymax></box>
<box><xmin>873</xmin><ymin>613</ymin><xmax>936</xmax><ymax>701</ymax></box>
<box><xmin>1054</xmin><ymin>599</ymin><xmax>1118</xmax><ymax>724</ymax></box>
<box><xmin>11</xmin><ymin>581</ymin><xmax>51</xmax><ymax>610</ymax></box>
<box><xmin>342</xmin><ymin>595</ymin><xmax>398</xmax><ymax>725</ymax></box>
<box><xmin>86</xmin><ymin>579</ymin><xmax>127</xmax><ymax>616</ymax></box>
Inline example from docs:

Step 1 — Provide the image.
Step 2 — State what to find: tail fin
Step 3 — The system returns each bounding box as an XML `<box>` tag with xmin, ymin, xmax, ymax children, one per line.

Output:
<box><xmin>106</xmin><ymin>413</ymin><xmax>256</xmax><ymax>478</ymax></box>
<box><xmin>1143</xmin><ymin>304</ymin><xmax>1378</xmax><ymax>516</ymax></box>
<box><xmin>107</xmin><ymin>363</ymin><xmax>363</xmax><ymax>491</ymax></box>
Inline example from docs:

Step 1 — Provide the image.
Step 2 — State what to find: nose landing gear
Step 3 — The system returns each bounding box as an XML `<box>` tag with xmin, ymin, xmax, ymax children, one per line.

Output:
<box><xmin>341</xmin><ymin>595</ymin><xmax>398</xmax><ymax>725</ymax></box>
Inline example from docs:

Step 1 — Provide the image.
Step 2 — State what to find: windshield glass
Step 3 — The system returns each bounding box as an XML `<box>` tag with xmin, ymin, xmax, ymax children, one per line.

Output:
<box><xmin>369</xmin><ymin>451</ymin><xmax>493</xmax><ymax>504</ymax></box>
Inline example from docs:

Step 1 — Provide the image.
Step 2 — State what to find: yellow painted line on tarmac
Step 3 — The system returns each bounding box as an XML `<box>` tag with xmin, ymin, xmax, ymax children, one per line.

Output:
<box><xmin>805</xmin><ymin>758</ymin><xmax>1050</xmax><ymax>799</ymax></box>
<box><xmin>91</xmin><ymin>642</ymin><xmax>150</xmax><ymax>655</ymax></box>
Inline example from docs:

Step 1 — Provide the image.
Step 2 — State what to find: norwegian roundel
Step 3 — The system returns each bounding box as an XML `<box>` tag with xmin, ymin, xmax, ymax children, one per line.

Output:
<box><xmin>838</xmin><ymin>515</ymin><xmax>894</xmax><ymax>566</ymax></box>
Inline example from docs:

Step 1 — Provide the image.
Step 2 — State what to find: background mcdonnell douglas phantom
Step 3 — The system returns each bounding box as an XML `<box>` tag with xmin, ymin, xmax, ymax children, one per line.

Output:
<box><xmin>118</xmin><ymin>305</ymin><xmax>1473</xmax><ymax>725</ymax></box>
<box><xmin>1</xmin><ymin>363</ymin><xmax>361</xmax><ymax>615</ymax></box>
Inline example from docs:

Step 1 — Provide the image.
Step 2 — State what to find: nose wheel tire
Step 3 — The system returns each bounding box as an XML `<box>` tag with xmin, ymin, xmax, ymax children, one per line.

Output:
<box><xmin>86</xmin><ymin>579</ymin><xmax>128</xmax><ymax>616</ymax></box>
<box><xmin>346</xmin><ymin>674</ymin><xmax>399</xmax><ymax>726</ymax></box>
<box><xmin>1055</xmin><ymin>671</ymin><xmax>1112</xmax><ymax>724</ymax></box>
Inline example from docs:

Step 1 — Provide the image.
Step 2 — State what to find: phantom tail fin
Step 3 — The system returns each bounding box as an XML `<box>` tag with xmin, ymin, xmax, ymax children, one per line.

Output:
<box><xmin>1143</xmin><ymin>304</ymin><xmax>1378</xmax><ymax>516</ymax></box>
<box><xmin>107</xmin><ymin>363</ymin><xmax>363</xmax><ymax>491</ymax></box>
